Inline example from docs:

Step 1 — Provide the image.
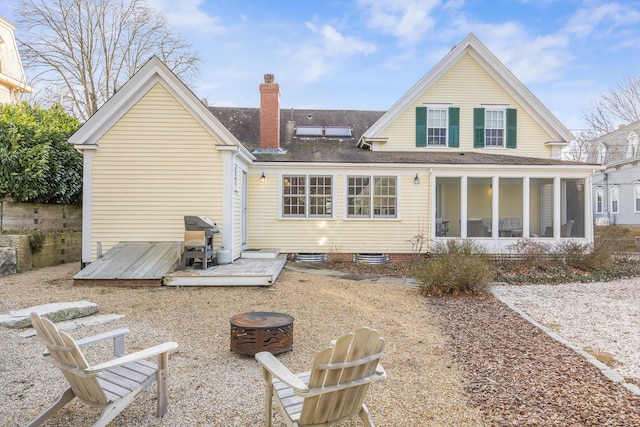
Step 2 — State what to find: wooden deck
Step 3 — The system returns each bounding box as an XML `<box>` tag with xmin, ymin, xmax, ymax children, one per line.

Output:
<box><xmin>164</xmin><ymin>254</ymin><xmax>287</xmax><ymax>287</ymax></box>
<box><xmin>73</xmin><ymin>242</ymin><xmax>182</xmax><ymax>286</ymax></box>
<box><xmin>73</xmin><ymin>242</ymin><xmax>286</xmax><ymax>287</ymax></box>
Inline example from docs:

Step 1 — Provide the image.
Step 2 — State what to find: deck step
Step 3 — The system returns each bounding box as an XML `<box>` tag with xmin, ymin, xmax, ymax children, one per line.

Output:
<box><xmin>241</xmin><ymin>248</ymin><xmax>280</xmax><ymax>259</ymax></box>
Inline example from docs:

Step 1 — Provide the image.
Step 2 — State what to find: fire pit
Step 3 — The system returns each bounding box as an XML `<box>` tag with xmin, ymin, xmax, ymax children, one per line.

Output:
<box><xmin>230</xmin><ymin>312</ymin><xmax>294</xmax><ymax>356</ymax></box>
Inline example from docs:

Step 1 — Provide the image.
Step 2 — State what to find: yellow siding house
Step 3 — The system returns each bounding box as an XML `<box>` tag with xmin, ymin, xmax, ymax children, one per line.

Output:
<box><xmin>71</xmin><ymin>34</ymin><xmax>598</xmax><ymax>265</ymax></box>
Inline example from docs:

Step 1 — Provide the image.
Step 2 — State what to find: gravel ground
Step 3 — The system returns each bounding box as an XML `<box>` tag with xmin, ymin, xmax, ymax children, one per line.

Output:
<box><xmin>0</xmin><ymin>263</ymin><xmax>484</xmax><ymax>427</ymax></box>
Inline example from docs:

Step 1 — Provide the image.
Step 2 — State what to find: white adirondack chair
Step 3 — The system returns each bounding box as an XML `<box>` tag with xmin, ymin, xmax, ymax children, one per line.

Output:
<box><xmin>256</xmin><ymin>327</ymin><xmax>386</xmax><ymax>427</ymax></box>
<box><xmin>27</xmin><ymin>312</ymin><xmax>178</xmax><ymax>427</ymax></box>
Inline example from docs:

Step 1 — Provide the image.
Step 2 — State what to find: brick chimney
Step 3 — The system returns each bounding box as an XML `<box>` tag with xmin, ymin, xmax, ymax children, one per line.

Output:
<box><xmin>259</xmin><ymin>74</ymin><xmax>280</xmax><ymax>150</ymax></box>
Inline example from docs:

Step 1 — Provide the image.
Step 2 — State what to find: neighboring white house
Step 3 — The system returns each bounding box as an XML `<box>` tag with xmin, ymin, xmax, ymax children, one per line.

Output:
<box><xmin>0</xmin><ymin>16</ymin><xmax>31</xmax><ymax>104</ymax></box>
<box><xmin>588</xmin><ymin>121</ymin><xmax>640</xmax><ymax>226</ymax></box>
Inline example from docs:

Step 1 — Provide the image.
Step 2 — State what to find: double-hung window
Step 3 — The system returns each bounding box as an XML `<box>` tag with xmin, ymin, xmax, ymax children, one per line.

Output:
<box><xmin>474</xmin><ymin>106</ymin><xmax>517</xmax><ymax>148</ymax></box>
<box><xmin>282</xmin><ymin>175</ymin><xmax>332</xmax><ymax>218</ymax></box>
<box><xmin>485</xmin><ymin>109</ymin><xmax>505</xmax><ymax>147</ymax></box>
<box><xmin>415</xmin><ymin>106</ymin><xmax>459</xmax><ymax>147</ymax></box>
<box><xmin>595</xmin><ymin>187</ymin><xmax>604</xmax><ymax>214</ymax></box>
<box><xmin>427</xmin><ymin>108</ymin><xmax>447</xmax><ymax>146</ymax></box>
<box><xmin>347</xmin><ymin>176</ymin><xmax>397</xmax><ymax>218</ymax></box>
<box><xmin>635</xmin><ymin>183</ymin><xmax>640</xmax><ymax>212</ymax></box>
<box><xmin>610</xmin><ymin>185</ymin><xmax>619</xmax><ymax>214</ymax></box>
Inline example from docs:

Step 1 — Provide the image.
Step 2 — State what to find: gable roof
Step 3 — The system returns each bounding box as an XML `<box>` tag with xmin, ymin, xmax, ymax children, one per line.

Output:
<box><xmin>69</xmin><ymin>56</ymin><xmax>246</xmax><ymax>154</ymax></box>
<box><xmin>361</xmin><ymin>33</ymin><xmax>574</xmax><ymax>144</ymax></box>
<box><xmin>588</xmin><ymin>120</ymin><xmax>640</xmax><ymax>165</ymax></box>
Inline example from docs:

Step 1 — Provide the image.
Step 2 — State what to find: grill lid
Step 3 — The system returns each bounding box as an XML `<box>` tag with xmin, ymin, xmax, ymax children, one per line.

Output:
<box><xmin>184</xmin><ymin>216</ymin><xmax>219</xmax><ymax>234</ymax></box>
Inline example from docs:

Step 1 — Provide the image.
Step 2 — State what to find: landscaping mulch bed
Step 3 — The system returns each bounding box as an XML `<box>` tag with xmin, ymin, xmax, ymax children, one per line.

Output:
<box><xmin>428</xmin><ymin>294</ymin><xmax>640</xmax><ymax>426</ymax></box>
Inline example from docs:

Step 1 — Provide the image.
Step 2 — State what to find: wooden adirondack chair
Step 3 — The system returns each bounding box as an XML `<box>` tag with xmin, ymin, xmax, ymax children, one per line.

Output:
<box><xmin>255</xmin><ymin>327</ymin><xmax>386</xmax><ymax>427</ymax></box>
<box><xmin>27</xmin><ymin>312</ymin><xmax>178</xmax><ymax>427</ymax></box>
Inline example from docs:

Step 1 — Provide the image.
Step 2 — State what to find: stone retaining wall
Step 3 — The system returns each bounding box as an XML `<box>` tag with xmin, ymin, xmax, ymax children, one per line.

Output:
<box><xmin>0</xmin><ymin>200</ymin><xmax>81</xmax><ymax>232</ymax></box>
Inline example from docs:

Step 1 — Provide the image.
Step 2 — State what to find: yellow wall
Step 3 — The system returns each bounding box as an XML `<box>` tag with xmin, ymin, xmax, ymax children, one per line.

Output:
<box><xmin>378</xmin><ymin>53</ymin><xmax>554</xmax><ymax>158</ymax></box>
<box><xmin>90</xmin><ymin>82</ymin><xmax>223</xmax><ymax>259</ymax></box>
<box><xmin>247</xmin><ymin>171</ymin><xmax>431</xmax><ymax>254</ymax></box>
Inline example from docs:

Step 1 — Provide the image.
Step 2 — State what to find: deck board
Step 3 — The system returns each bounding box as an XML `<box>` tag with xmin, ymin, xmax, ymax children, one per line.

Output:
<box><xmin>74</xmin><ymin>242</ymin><xmax>181</xmax><ymax>281</ymax></box>
<box><xmin>164</xmin><ymin>255</ymin><xmax>287</xmax><ymax>287</ymax></box>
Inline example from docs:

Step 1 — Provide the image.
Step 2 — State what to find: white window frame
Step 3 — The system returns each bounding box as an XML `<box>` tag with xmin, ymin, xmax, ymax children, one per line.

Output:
<box><xmin>426</xmin><ymin>104</ymin><xmax>448</xmax><ymax>147</ymax></box>
<box><xmin>346</xmin><ymin>175</ymin><xmax>397</xmax><ymax>219</ymax></box>
<box><xmin>281</xmin><ymin>174</ymin><xmax>333</xmax><ymax>218</ymax></box>
<box><xmin>627</xmin><ymin>132</ymin><xmax>639</xmax><ymax>159</ymax></box>
<box><xmin>610</xmin><ymin>185</ymin><xmax>619</xmax><ymax>214</ymax></box>
<box><xmin>484</xmin><ymin>107</ymin><xmax>506</xmax><ymax>147</ymax></box>
<box><xmin>595</xmin><ymin>187</ymin><xmax>604</xmax><ymax>214</ymax></box>
<box><xmin>597</xmin><ymin>143</ymin><xmax>607</xmax><ymax>164</ymax></box>
<box><xmin>635</xmin><ymin>182</ymin><xmax>640</xmax><ymax>213</ymax></box>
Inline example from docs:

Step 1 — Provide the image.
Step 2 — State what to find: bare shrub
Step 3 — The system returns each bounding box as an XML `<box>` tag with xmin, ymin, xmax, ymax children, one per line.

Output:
<box><xmin>417</xmin><ymin>239</ymin><xmax>493</xmax><ymax>296</ymax></box>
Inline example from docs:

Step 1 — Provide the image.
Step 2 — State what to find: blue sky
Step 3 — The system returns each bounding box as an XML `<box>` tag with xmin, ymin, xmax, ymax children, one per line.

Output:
<box><xmin>4</xmin><ymin>0</ymin><xmax>640</xmax><ymax>131</ymax></box>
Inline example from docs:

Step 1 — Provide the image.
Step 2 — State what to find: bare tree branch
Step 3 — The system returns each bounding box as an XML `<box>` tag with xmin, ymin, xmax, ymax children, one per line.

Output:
<box><xmin>16</xmin><ymin>0</ymin><xmax>201</xmax><ymax>120</ymax></box>
<box><xmin>582</xmin><ymin>75</ymin><xmax>640</xmax><ymax>137</ymax></box>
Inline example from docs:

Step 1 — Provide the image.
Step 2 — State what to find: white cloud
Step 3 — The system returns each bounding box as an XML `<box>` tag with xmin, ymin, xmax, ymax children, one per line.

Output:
<box><xmin>564</xmin><ymin>2</ymin><xmax>640</xmax><ymax>39</ymax></box>
<box><xmin>294</xmin><ymin>23</ymin><xmax>377</xmax><ymax>82</ymax></box>
<box><xmin>146</xmin><ymin>0</ymin><xmax>224</xmax><ymax>34</ymax></box>
<box><xmin>357</xmin><ymin>0</ymin><xmax>441</xmax><ymax>44</ymax></box>
<box><xmin>305</xmin><ymin>22</ymin><xmax>377</xmax><ymax>58</ymax></box>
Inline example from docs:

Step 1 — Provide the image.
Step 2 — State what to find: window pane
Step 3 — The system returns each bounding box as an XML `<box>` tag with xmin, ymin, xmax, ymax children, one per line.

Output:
<box><xmin>530</xmin><ymin>178</ymin><xmax>553</xmax><ymax>237</ymax></box>
<box><xmin>427</xmin><ymin>108</ymin><xmax>447</xmax><ymax>146</ymax></box>
<box><xmin>282</xmin><ymin>176</ymin><xmax>306</xmax><ymax>217</ymax></box>
<box><xmin>347</xmin><ymin>176</ymin><xmax>370</xmax><ymax>217</ymax></box>
<box><xmin>373</xmin><ymin>177</ymin><xmax>396</xmax><ymax>217</ymax></box>
<box><xmin>499</xmin><ymin>178</ymin><xmax>523</xmax><ymax>237</ymax></box>
<box><xmin>485</xmin><ymin>110</ymin><xmax>504</xmax><ymax>147</ymax></box>
<box><xmin>436</xmin><ymin>177</ymin><xmax>461</xmax><ymax>237</ymax></box>
<box><xmin>309</xmin><ymin>176</ymin><xmax>332</xmax><ymax>217</ymax></box>
<box><xmin>561</xmin><ymin>179</ymin><xmax>584</xmax><ymax>238</ymax></box>
<box><xmin>467</xmin><ymin>177</ymin><xmax>491</xmax><ymax>237</ymax></box>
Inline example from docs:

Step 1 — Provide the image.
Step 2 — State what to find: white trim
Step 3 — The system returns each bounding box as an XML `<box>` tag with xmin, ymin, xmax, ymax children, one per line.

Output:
<box><xmin>220</xmin><ymin>150</ymin><xmax>235</xmax><ymax>257</ymax></box>
<box><xmin>361</xmin><ymin>33</ymin><xmax>574</xmax><ymax>144</ymax></box>
<box><xmin>69</xmin><ymin>57</ymin><xmax>241</xmax><ymax>148</ymax></box>
<box><xmin>81</xmin><ymin>150</ymin><xmax>94</xmax><ymax>264</ymax></box>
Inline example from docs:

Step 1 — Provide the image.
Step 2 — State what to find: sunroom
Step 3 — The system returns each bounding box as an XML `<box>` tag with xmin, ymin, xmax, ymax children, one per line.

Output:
<box><xmin>432</xmin><ymin>170</ymin><xmax>593</xmax><ymax>252</ymax></box>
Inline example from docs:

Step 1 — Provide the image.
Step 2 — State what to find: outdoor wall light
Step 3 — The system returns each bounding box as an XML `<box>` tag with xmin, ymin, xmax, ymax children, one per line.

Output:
<box><xmin>260</xmin><ymin>172</ymin><xmax>266</xmax><ymax>183</ymax></box>
<box><xmin>414</xmin><ymin>174</ymin><xmax>420</xmax><ymax>185</ymax></box>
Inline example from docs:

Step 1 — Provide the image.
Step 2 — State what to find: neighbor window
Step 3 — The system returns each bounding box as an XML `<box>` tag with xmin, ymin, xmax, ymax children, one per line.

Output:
<box><xmin>282</xmin><ymin>175</ymin><xmax>332</xmax><ymax>218</ymax></box>
<box><xmin>610</xmin><ymin>185</ymin><xmax>619</xmax><ymax>214</ymax></box>
<box><xmin>635</xmin><ymin>183</ymin><xmax>640</xmax><ymax>212</ymax></box>
<box><xmin>347</xmin><ymin>176</ymin><xmax>397</xmax><ymax>218</ymax></box>
<box><xmin>595</xmin><ymin>187</ymin><xmax>604</xmax><ymax>214</ymax></box>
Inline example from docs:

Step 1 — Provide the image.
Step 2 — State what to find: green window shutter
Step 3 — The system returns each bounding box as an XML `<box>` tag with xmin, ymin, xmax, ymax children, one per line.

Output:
<box><xmin>416</xmin><ymin>107</ymin><xmax>427</xmax><ymax>147</ymax></box>
<box><xmin>448</xmin><ymin>107</ymin><xmax>460</xmax><ymax>147</ymax></box>
<box><xmin>473</xmin><ymin>108</ymin><xmax>485</xmax><ymax>148</ymax></box>
<box><xmin>506</xmin><ymin>108</ymin><xmax>517</xmax><ymax>148</ymax></box>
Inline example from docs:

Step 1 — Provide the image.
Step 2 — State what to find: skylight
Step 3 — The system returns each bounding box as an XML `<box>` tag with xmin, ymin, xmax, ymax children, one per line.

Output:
<box><xmin>296</xmin><ymin>126</ymin><xmax>323</xmax><ymax>136</ymax></box>
<box><xmin>324</xmin><ymin>126</ymin><xmax>352</xmax><ymax>137</ymax></box>
<box><xmin>295</xmin><ymin>126</ymin><xmax>352</xmax><ymax>138</ymax></box>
